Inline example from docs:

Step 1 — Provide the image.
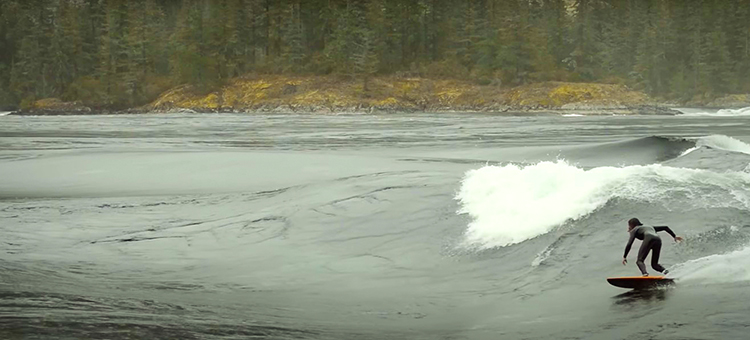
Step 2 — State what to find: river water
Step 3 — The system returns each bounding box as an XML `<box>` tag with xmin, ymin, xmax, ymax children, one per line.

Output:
<box><xmin>2</xmin><ymin>112</ymin><xmax>750</xmax><ymax>339</ymax></box>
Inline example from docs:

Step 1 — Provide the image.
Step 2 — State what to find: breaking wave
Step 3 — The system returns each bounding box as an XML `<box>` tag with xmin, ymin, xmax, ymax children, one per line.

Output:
<box><xmin>670</xmin><ymin>245</ymin><xmax>750</xmax><ymax>284</ymax></box>
<box><xmin>678</xmin><ymin>107</ymin><xmax>750</xmax><ymax>117</ymax></box>
<box><xmin>695</xmin><ymin>135</ymin><xmax>750</xmax><ymax>155</ymax></box>
<box><xmin>456</xmin><ymin>161</ymin><xmax>750</xmax><ymax>248</ymax></box>
<box><xmin>573</xmin><ymin>135</ymin><xmax>750</xmax><ymax>163</ymax></box>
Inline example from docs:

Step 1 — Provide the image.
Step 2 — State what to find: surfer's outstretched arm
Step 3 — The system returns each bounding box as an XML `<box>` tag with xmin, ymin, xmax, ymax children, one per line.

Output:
<box><xmin>623</xmin><ymin>231</ymin><xmax>637</xmax><ymax>259</ymax></box>
<box><xmin>654</xmin><ymin>226</ymin><xmax>683</xmax><ymax>242</ymax></box>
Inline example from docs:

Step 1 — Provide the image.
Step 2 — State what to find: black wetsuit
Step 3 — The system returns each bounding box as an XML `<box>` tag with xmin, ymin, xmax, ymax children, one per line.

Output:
<box><xmin>623</xmin><ymin>226</ymin><xmax>676</xmax><ymax>275</ymax></box>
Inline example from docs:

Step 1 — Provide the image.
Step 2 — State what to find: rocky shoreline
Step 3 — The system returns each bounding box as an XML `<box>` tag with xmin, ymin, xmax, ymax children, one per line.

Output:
<box><xmin>8</xmin><ymin>103</ymin><xmax>680</xmax><ymax>116</ymax></box>
<box><xmin>6</xmin><ymin>78</ymin><xmax>748</xmax><ymax>116</ymax></box>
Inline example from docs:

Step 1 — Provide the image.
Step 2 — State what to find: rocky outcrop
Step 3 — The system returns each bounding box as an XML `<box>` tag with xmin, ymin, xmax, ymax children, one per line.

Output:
<box><xmin>145</xmin><ymin>76</ymin><xmax>675</xmax><ymax>115</ymax></box>
<box><xmin>7</xmin><ymin>78</ymin><xmax>680</xmax><ymax>115</ymax></box>
<box><xmin>14</xmin><ymin>98</ymin><xmax>93</xmax><ymax>115</ymax></box>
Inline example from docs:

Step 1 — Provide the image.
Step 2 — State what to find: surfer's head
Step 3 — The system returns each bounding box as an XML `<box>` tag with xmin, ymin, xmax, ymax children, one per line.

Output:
<box><xmin>627</xmin><ymin>218</ymin><xmax>643</xmax><ymax>230</ymax></box>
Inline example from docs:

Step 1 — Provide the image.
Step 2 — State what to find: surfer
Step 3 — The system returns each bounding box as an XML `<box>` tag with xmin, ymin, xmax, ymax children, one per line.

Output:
<box><xmin>622</xmin><ymin>218</ymin><xmax>683</xmax><ymax>276</ymax></box>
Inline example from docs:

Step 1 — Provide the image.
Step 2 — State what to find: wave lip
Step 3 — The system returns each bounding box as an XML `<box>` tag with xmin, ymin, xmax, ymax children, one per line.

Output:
<box><xmin>695</xmin><ymin>135</ymin><xmax>750</xmax><ymax>155</ymax></box>
<box><xmin>456</xmin><ymin>161</ymin><xmax>750</xmax><ymax>249</ymax></box>
<box><xmin>673</xmin><ymin>135</ymin><xmax>750</xmax><ymax>162</ymax></box>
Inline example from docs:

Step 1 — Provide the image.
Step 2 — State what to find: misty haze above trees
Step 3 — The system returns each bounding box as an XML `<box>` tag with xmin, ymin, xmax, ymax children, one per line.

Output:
<box><xmin>0</xmin><ymin>0</ymin><xmax>748</xmax><ymax>110</ymax></box>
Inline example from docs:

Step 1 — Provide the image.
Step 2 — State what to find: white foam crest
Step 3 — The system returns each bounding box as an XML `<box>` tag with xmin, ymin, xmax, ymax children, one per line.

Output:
<box><xmin>680</xmin><ymin>106</ymin><xmax>750</xmax><ymax>116</ymax></box>
<box><xmin>678</xmin><ymin>146</ymin><xmax>699</xmax><ymax>157</ymax></box>
<box><xmin>716</xmin><ymin>107</ymin><xmax>750</xmax><ymax>116</ymax></box>
<box><xmin>696</xmin><ymin>135</ymin><xmax>750</xmax><ymax>155</ymax></box>
<box><xmin>0</xmin><ymin>111</ymin><xmax>11</xmax><ymax>117</ymax></box>
<box><xmin>456</xmin><ymin>161</ymin><xmax>750</xmax><ymax>248</ymax></box>
<box><xmin>670</xmin><ymin>245</ymin><xmax>750</xmax><ymax>284</ymax></box>
<box><xmin>531</xmin><ymin>245</ymin><xmax>554</xmax><ymax>267</ymax></box>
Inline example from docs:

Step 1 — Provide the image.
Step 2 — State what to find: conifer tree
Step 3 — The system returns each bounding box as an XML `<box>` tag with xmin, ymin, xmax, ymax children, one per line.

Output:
<box><xmin>10</xmin><ymin>0</ymin><xmax>51</xmax><ymax>102</ymax></box>
<box><xmin>0</xmin><ymin>0</ymin><xmax>748</xmax><ymax>108</ymax></box>
<box><xmin>98</xmin><ymin>0</ymin><xmax>129</xmax><ymax>105</ymax></box>
<box><xmin>0</xmin><ymin>0</ymin><xmax>22</xmax><ymax>106</ymax></box>
<box><xmin>281</xmin><ymin>0</ymin><xmax>306</xmax><ymax>72</ymax></box>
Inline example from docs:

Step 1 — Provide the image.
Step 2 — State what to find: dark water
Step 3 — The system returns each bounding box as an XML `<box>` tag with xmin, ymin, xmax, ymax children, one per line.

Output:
<box><xmin>2</xmin><ymin>113</ymin><xmax>750</xmax><ymax>339</ymax></box>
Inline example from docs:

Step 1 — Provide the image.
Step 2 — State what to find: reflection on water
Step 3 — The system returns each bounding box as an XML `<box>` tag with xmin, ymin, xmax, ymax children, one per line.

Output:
<box><xmin>612</xmin><ymin>288</ymin><xmax>671</xmax><ymax>306</ymax></box>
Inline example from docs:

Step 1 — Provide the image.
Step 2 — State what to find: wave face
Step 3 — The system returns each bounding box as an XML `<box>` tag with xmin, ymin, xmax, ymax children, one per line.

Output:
<box><xmin>590</xmin><ymin>135</ymin><xmax>750</xmax><ymax>161</ymax></box>
<box><xmin>575</xmin><ymin>136</ymin><xmax>696</xmax><ymax>164</ymax></box>
<box><xmin>457</xmin><ymin>160</ymin><xmax>750</xmax><ymax>248</ymax></box>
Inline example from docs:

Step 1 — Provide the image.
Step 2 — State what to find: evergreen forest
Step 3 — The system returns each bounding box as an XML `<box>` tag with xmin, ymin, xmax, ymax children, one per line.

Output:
<box><xmin>1</xmin><ymin>0</ymin><xmax>749</xmax><ymax>109</ymax></box>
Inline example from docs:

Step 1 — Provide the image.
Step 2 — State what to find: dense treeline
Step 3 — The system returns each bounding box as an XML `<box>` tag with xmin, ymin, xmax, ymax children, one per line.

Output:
<box><xmin>0</xmin><ymin>0</ymin><xmax>748</xmax><ymax>109</ymax></box>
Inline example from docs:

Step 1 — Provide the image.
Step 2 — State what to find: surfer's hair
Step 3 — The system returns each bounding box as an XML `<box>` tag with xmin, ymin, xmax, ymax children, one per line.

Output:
<box><xmin>628</xmin><ymin>218</ymin><xmax>643</xmax><ymax>228</ymax></box>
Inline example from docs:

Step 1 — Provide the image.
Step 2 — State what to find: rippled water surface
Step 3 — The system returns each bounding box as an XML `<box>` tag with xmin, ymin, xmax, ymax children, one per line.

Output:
<box><xmin>2</xmin><ymin>112</ymin><xmax>750</xmax><ymax>339</ymax></box>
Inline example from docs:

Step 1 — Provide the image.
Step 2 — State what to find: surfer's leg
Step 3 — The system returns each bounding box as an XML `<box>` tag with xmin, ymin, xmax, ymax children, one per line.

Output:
<box><xmin>650</xmin><ymin>238</ymin><xmax>666</xmax><ymax>273</ymax></box>
<box><xmin>636</xmin><ymin>240</ymin><xmax>650</xmax><ymax>275</ymax></box>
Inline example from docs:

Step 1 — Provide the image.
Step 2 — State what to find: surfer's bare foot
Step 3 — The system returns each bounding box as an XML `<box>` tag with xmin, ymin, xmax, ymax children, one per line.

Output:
<box><xmin>642</xmin><ymin>273</ymin><xmax>649</xmax><ymax>277</ymax></box>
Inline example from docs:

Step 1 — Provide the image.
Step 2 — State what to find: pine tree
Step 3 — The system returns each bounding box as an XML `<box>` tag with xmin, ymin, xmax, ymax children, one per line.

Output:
<box><xmin>376</xmin><ymin>0</ymin><xmax>405</xmax><ymax>73</ymax></box>
<box><xmin>715</xmin><ymin>0</ymin><xmax>746</xmax><ymax>93</ymax></box>
<box><xmin>48</xmin><ymin>0</ymin><xmax>88</xmax><ymax>98</ymax></box>
<box><xmin>541</xmin><ymin>0</ymin><xmax>569</xmax><ymax>73</ymax></box>
<box><xmin>633</xmin><ymin>0</ymin><xmax>673</xmax><ymax>95</ymax></box>
<box><xmin>526</xmin><ymin>0</ymin><xmax>563</xmax><ymax>82</ymax></box>
<box><xmin>281</xmin><ymin>0</ymin><xmax>306</xmax><ymax>72</ymax></box>
<box><xmin>98</xmin><ymin>0</ymin><xmax>129</xmax><ymax>105</ymax></box>
<box><xmin>171</xmin><ymin>0</ymin><xmax>219</xmax><ymax>92</ymax></box>
<box><xmin>1</xmin><ymin>0</ymin><xmax>749</xmax><ymax>108</ymax></box>
<box><xmin>324</xmin><ymin>0</ymin><xmax>355</xmax><ymax>76</ymax></box>
<box><xmin>737</xmin><ymin>0</ymin><xmax>750</xmax><ymax>92</ymax></box>
<box><xmin>0</xmin><ymin>0</ymin><xmax>23</xmax><ymax>106</ymax></box>
<box><xmin>355</xmin><ymin>0</ymin><xmax>385</xmax><ymax>91</ymax></box>
<box><xmin>10</xmin><ymin>0</ymin><xmax>51</xmax><ymax>102</ymax></box>
<box><xmin>569</xmin><ymin>0</ymin><xmax>608</xmax><ymax>80</ymax></box>
<box><xmin>220</xmin><ymin>0</ymin><xmax>242</xmax><ymax>77</ymax></box>
<box><xmin>685</xmin><ymin>1</ymin><xmax>712</xmax><ymax>99</ymax></box>
<box><xmin>124</xmin><ymin>0</ymin><xmax>149</xmax><ymax>103</ymax></box>
<box><xmin>703</xmin><ymin>10</ymin><xmax>732</xmax><ymax>95</ymax></box>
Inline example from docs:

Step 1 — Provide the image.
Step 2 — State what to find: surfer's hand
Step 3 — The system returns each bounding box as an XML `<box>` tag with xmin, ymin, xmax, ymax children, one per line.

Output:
<box><xmin>674</xmin><ymin>236</ymin><xmax>683</xmax><ymax>243</ymax></box>
<box><xmin>622</xmin><ymin>258</ymin><xmax>627</xmax><ymax>265</ymax></box>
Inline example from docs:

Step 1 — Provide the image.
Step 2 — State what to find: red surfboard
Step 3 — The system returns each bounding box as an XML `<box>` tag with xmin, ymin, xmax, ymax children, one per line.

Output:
<box><xmin>607</xmin><ymin>276</ymin><xmax>674</xmax><ymax>290</ymax></box>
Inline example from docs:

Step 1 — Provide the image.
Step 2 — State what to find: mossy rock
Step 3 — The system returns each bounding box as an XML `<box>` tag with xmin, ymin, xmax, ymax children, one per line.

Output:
<box><xmin>505</xmin><ymin>82</ymin><xmax>650</xmax><ymax>108</ymax></box>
